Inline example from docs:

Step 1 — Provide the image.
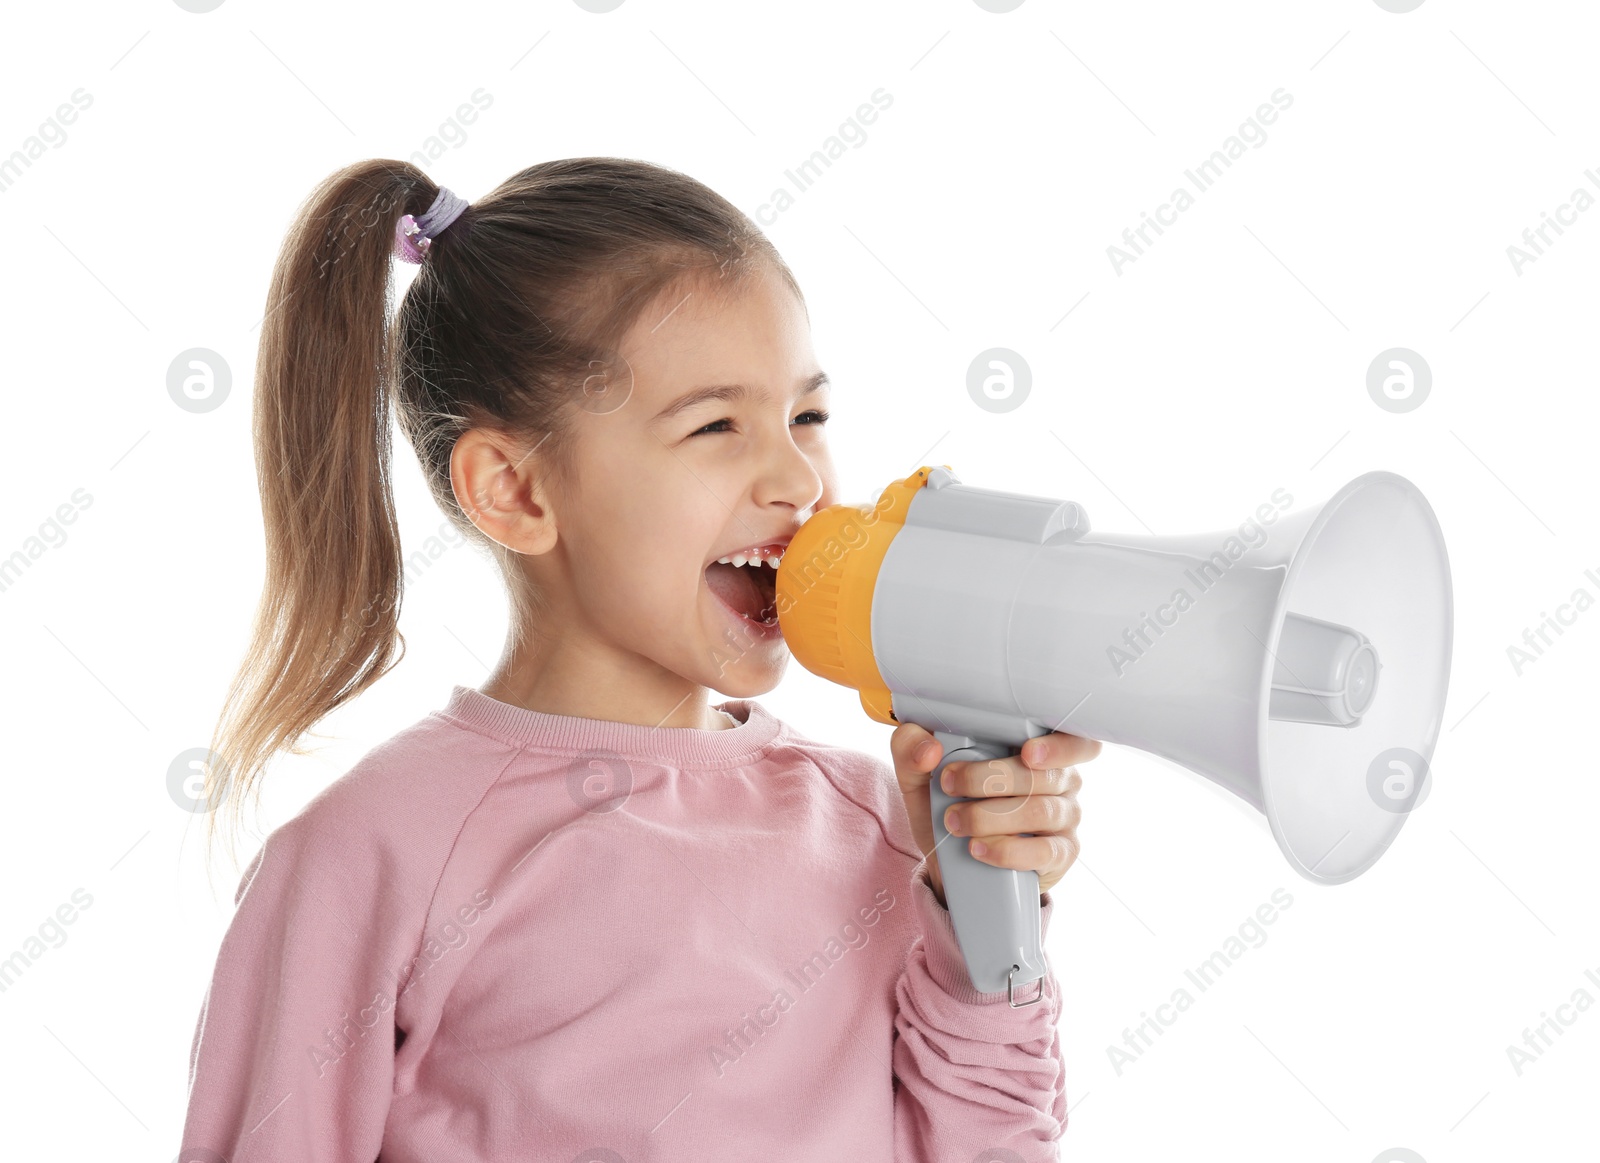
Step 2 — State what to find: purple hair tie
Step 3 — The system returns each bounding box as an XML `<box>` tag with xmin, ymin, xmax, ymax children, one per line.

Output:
<box><xmin>394</xmin><ymin>186</ymin><xmax>469</xmax><ymax>263</ymax></box>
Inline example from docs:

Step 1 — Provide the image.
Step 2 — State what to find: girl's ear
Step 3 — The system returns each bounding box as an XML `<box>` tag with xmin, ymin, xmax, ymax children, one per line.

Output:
<box><xmin>450</xmin><ymin>428</ymin><xmax>559</xmax><ymax>555</ymax></box>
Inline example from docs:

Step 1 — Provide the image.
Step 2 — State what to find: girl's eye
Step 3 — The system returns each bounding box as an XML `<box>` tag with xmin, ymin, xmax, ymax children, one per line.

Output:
<box><xmin>689</xmin><ymin>410</ymin><xmax>830</xmax><ymax>437</ymax></box>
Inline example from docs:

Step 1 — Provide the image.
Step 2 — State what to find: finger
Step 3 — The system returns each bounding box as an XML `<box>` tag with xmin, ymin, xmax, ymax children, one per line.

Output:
<box><xmin>943</xmin><ymin>759</ymin><xmax>1079</xmax><ymax>800</ymax></box>
<box><xmin>945</xmin><ymin>792</ymin><xmax>1080</xmax><ymax>838</ymax></box>
<box><xmin>1021</xmin><ymin>731</ymin><xmax>1102</xmax><ymax>770</ymax></box>
<box><xmin>968</xmin><ymin>831</ymin><xmax>1081</xmax><ymax>875</ymax></box>
<box><xmin>889</xmin><ymin>723</ymin><xmax>942</xmax><ymax>780</ymax></box>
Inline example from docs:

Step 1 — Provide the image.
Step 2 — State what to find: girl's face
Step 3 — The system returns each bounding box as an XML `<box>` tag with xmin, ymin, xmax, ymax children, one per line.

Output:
<box><xmin>549</xmin><ymin>264</ymin><xmax>839</xmax><ymax>700</ymax></box>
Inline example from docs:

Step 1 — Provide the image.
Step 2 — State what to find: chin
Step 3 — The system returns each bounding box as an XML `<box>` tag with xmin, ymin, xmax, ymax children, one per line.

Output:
<box><xmin>706</xmin><ymin>652</ymin><xmax>788</xmax><ymax>700</ymax></box>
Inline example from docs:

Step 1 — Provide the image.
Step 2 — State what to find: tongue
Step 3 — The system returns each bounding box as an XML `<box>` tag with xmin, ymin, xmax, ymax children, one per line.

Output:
<box><xmin>706</xmin><ymin>562</ymin><xmax>772</xmax><ymax>622</ymax></box>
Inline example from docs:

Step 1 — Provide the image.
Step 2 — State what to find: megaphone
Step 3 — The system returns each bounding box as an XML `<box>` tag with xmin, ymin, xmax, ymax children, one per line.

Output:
<box><xmin>775</xmin><ymin>465</ymin><xmax>1453</xmax><ymax>1004</ymax></box>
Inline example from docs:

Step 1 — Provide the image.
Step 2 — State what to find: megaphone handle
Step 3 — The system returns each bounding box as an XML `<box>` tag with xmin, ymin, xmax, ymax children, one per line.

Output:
<box><xmin>927</xmin><ymin>731</ymin><xmax>1048</xmax><ymax>1005</ymax></box>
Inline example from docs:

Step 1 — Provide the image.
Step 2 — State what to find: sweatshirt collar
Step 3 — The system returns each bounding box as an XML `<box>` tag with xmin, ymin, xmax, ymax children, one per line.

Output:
<box><xmin>440</xmin><ymin>684</ymin><xmax>783</xmax><ymax>766</ymax></box>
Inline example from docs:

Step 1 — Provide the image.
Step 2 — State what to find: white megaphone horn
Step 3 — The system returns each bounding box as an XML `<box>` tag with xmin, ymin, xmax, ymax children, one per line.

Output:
<box><xmin>775</xmin><ymin>466</ymin><xmax>1453</xmax><ymax>1004</ymax></box>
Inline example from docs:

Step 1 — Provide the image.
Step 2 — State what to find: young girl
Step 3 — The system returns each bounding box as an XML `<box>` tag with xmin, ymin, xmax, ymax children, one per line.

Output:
<box><xmin>180</xmin><ymin>157</ymin><xmax>1095</xmax><ymax>1162</ymax></box>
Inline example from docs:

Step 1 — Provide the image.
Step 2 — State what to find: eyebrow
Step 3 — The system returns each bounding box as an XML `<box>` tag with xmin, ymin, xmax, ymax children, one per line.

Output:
<box><xmin>651</xmin><ymin>370</ymin><xmax>831</xmax><ymax>424</ymax></box>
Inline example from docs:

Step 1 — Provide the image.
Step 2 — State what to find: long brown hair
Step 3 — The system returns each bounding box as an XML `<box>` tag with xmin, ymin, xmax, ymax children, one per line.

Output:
<box><xmin>202</xmin><ymin>157</ymin><xmax>800</xmax><ymax>872</ymax></box>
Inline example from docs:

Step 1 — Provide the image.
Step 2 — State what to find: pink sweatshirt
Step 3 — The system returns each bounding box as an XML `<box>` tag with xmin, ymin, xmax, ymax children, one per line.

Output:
<box><xmin>180</xmin><ymin>685</ymin><xmax>1066</xmax><ymax>1161</ymax></box>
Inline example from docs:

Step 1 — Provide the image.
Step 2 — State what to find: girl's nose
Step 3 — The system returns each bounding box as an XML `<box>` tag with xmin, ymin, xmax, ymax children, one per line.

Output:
<box><xmin>757</xmin><ymin>440</ymin><xmax>826</xmax><ymax>513</ymax></box>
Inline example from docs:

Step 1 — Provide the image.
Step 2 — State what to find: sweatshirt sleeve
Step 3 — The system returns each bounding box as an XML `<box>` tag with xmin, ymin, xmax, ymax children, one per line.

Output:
<box><xmin>892</xmin><ymin>855</ymin><xmax>1067</xmax><ymax>1163</ymax></box>
<box><xmin>180</xmin><ymin>813</ymin><xmax>410</xmax><ymax>1163</ymax></box>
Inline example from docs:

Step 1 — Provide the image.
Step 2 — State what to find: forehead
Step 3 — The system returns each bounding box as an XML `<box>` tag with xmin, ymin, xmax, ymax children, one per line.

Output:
<box><xmin>618</xmin><ymin>267</ymin><xmax>813</xmax><ymax>402</ymax></box>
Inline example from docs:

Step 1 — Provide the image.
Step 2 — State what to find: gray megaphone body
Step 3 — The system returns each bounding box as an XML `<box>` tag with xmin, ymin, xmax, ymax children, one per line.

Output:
<box><xmin>774</xmin><ymin>465</ymin><xmax>1453</xmax><ymax>1005</ymax></box>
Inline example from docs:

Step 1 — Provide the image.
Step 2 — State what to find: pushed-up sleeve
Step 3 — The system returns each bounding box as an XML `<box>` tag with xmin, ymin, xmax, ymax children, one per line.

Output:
<box><xmin>892</xmin><ymin>856</ymin><xmax>1067</xmax><ymax>1163</ymax></box>
<box><xmin>180</xmin><ymin>813</ymin><xmax>414</xmax><ymax>1163</ymax></box>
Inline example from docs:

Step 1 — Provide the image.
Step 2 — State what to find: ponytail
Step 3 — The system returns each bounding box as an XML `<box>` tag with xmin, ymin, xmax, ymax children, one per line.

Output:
<box><xmin>202</xmin><ymin>161</ymin><xmax>436</xmax><ymax>872</ymax></box>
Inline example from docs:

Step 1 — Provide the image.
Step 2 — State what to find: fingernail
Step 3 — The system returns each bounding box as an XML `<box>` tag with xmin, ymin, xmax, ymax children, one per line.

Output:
<box><xmin>969</xmin><ymin>840</ymin><xmax>988</xmax><ymax>858</ymax></box>
<box><xmin>915</xmin><ymin>741</ymin><xmax>937</xmax><ymax>766</ymax></box>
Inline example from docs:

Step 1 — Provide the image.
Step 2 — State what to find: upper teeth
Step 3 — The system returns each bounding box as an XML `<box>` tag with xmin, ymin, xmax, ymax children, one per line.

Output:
<box><xmin>716</xmin><ymin>547</ymin><xmax>784</xmax><ymax>568</ymax></box>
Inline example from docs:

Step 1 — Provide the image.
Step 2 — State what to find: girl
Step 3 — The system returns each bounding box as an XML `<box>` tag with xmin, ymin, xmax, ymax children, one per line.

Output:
<box><xmin>180</xmin><ymin>157</ymin><xmax>1096</xmax><ymax>1162</ymax></box>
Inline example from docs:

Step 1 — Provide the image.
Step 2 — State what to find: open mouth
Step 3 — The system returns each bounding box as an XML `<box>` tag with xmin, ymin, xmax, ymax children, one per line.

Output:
<box><xmin>704</xmin><ymin>543</ymin><xmax>785</xmax><ymax>630</ymax></box>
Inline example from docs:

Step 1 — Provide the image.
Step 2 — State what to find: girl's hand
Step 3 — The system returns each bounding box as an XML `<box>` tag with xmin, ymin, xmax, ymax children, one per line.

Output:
<box><xmin>889</xmin><ymin>724</ymin><xmax>1099</xmax><ymax>906</ymax></box>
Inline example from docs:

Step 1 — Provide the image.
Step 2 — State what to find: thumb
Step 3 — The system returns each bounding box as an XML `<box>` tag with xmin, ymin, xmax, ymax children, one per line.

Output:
<box><xmin>889</xmin><ymin>722</ymin><xmax>943</xmax><ymax>794</ymax></box>
<box><xmin>889</xmin><ymin>723</ymin><xmax>948</xmax><ymax>897</ymax></box>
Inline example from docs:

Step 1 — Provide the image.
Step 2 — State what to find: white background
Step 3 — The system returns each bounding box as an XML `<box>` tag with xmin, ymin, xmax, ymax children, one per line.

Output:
<box><xmin>0</xmin><ymin>1</ymin><xmax>1594</xmax><ymax>1159</ymax></box>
